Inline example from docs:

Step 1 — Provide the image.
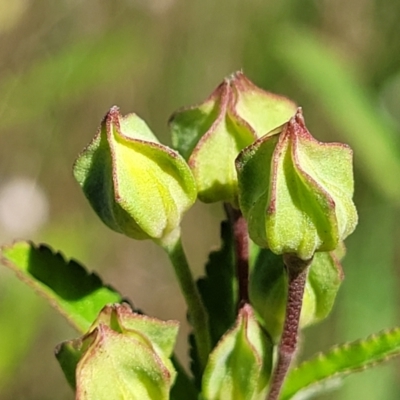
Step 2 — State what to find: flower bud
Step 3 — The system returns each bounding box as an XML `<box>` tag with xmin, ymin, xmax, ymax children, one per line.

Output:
<box><xmin>55</xmin><ymin>304</ymin><xmax>179</xmax><ymax>400</ymax></box>
<box><xmin>201</xmin><ymin>304</ymin><xmax>273</xmax><ymax>400</ymax></box>
<box><xmin>236</xmin><ymin>109</ymin><xmax>358</xmax><ymax>260</ymax></box>
<box><xmin>250</xmin><ymin>248</ymin><xmax>344</xmax><ymax>342</ymax></box>
<box><xmin>74</xmin><ymin>107</ymin><xmax>196</xmax><ymax>246</ymax></box>
<box><xmin>169</xmin><ymin>71</ymin><xmax>296</xmax><ymax>205</ymax></box>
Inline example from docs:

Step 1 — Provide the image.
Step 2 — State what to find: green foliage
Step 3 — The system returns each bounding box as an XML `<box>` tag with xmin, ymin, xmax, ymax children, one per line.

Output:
<box><xmin>249</xmin><ymin>248</ymin><xmax>286</xmax><ymax>342</ymax></box>
<box><xmin>170</xmin><ymin>357</ymin><xmax>199</xmax><ymax>400</ymax></box>
<box><xmin>0</xmin><ymin>241</ymin><xmax>122</xmax><ymax>333</ymax></box>
<box><xmin>190</xmin><ymin>220</ymin><xmax>237</xmax><ymax>386</ymax></box>
<box><xmin>281</xmin><ymin>328</ymin><xmax>400</xmax><ymax>400</ymax></box>
<box><xmin>197</xmin><ymin>220</ymin><xmax>237</xmax><ymax>347</ymax></box>
<box><xmin>250</xmin><ymin>248</ymin><xmax>343</xmax><ymax>343</ymax></box>
<box><xmin>1</xmin><ymin>63</ymin><xmax>400</xmax><ymax>400</ymax></box>
<box><xmin>307</xmin><ymin>250</ymin><xmax>344</xmax><ymax>321</ymax></box>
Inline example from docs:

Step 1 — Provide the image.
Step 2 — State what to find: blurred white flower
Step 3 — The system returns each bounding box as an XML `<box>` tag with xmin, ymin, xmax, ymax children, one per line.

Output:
<box><xmin>0</xmin><ymin>177</ymin><xmax>49</xmax><ymax>237</ymax></box>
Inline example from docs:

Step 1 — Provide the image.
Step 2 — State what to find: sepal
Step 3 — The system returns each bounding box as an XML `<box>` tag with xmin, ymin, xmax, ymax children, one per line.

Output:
<box><xmin>74</xmin><ymin>107</ymin><xmax>196</xmax><ymax>246</ymax></box>
<box><xmin>250</xmin><ymin>248</ymin><xmax>344</xmax><ymax>342</ymax></box>
<box><xmin>170</xmin><ymin>71</ymin><xmax>296</xmax><ymax>204</ymax></box>
<box><xmin>201</xmin><ymin>304</ymin><xmax>273</xmax><ymax>400</ymax></box>
<box><xmin>237</xmin><ymin>109</ymin><xmax>358</xmax><ymax>260</ymax></box>
<box><xmin>55</xmin><ymin>303</ymin><xmax>179</xmax><ymax>400</ymax></box>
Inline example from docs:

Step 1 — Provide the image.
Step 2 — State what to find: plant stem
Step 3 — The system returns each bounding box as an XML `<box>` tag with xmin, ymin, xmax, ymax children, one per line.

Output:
<box><xmin>163</xmin><ymin>233</ymin><xmax>211</xmax><ymax>371</ymax></box>
<box><xmin>266</xmin><ymin>254</ymin><xmax>313</xmax><ymax>400</ymax></box>
<box><xmin>225</xmin><ymin>203</ymin><xmax>250</xmax><ymax>306</ymax></box>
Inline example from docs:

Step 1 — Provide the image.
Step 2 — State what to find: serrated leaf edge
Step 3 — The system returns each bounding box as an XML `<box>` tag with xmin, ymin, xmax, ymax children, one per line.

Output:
<box><xmin>281</xmin><ymin>327</ymin><xmax>400</xmax><ymax>400</ymax></box>
<box><xmin>0</xmin><ymin>240</ymin><xmax>124</xmax><ymax>333</ymax></box>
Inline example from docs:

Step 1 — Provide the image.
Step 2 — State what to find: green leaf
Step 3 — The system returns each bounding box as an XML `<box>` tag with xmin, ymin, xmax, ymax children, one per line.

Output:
<box><xmin>249</xmin><ymin>248</ymin><xmax>286</xmax><ymax>342</ymax></box>
<box><xmin>188</xmin><ymin>332</ymin><xmax>202</xmax><ymax>389</ymax></box>
<box><xmin>188</xmin><ymin>220</ymin><xmax>237</xmax><ymax>386</ymax></box>
<box><xmin>170</xmin><ymin>356</ymin><xmax>199</xmax><ymax>400</ymax></box>
<box><xmin>250</xmin><ymin>248</ymin><xmax>343</xmax><ymax>343</ymax></box>
<box><xmin>280</xmin><ymin>327</ymin><xmax>400</xmax><ymax>400</ymax></box>
<box><xmin>197</xmin><ymin>220</ymin><xmax>238</xmax><ymax>346</ymax></box>
<box><xmin>0</xmin><ymin>241</ymin><xmax>123</xmax><ymax>333</ymax></box>
<box><xmin>307</xmin><ymin>250</ymin><xmax>343</xmax><ymax>321</ymax></box>
<box><xmin>55</xmin><ymin>337</ymin><xmax>84</xmax><ymax>389</ymax></box>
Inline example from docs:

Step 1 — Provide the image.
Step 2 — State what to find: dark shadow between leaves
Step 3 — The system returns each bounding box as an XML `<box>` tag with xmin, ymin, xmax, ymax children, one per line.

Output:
<box><xmin>27</xmin><ymin>243</ymin><xmax>105</xmax><ymax>301</ymax></box>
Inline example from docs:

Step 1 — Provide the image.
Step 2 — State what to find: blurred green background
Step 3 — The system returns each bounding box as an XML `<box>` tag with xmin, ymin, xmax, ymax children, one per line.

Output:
<box><xmin>0</xmin><ymin>0</ymin><xmax>399</xmax><ymax>399</ymax></box>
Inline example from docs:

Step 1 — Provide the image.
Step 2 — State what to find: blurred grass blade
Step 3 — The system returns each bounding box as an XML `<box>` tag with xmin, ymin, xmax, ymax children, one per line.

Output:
<box><xmin>275</xmin><ymin>28</ymin><xmax>400</xmax><ymax>204</ymax></box>
<box><xmin>0</xmin><ymin>277</ymin><xmax>43</xmax><ymax>390</ymax></box>
<box><xmin>0</xmin><ymin>28</ymin><xmax>146</xmax><ymax>129</ymax></box>
<box><xmin>280</xmin><ymin>327</ymin><xmax>400</xmax><ymax>400</ymax></box>
<box><xmin>0</xmin><ymin>241</ymin><xmax>123</xmax><ymax>333</ymax></box>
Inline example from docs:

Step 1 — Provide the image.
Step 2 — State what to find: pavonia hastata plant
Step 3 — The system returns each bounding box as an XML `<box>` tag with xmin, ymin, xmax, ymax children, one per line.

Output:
<box><xmin>2</xmin><ymin>72</ymin><xmax>399</xmax><ymax>400</ymax></box>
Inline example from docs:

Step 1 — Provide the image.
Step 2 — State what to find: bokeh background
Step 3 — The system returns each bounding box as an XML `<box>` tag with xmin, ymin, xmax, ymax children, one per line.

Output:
<box><xmin>0</xmin><ymin>0</ymin><xmax>400</xmax><ymax>399</ymax></box>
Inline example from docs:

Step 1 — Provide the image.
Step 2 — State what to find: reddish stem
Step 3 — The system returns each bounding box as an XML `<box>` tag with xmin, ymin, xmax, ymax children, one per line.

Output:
<box><xmin>225</xmin><ymin>203</ymin><xmax>250</xmax><ymax>306</ymax></box>
<box><xmin>266</xmin><ymin>254</ymin><xmax>313</xmax><ymax>400</ymax></box>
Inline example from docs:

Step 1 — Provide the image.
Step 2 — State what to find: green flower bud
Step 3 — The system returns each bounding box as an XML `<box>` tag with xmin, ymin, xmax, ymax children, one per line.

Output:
<box><xmin>92</xmin><ymin>303</ymin><xmax>179</xmax><ymax>368</ymax></box>
<box><xmin>169</xmin><ymin>71</ymin><xmax>297</xmax><ymax>205</ymax></box>
<box><xmin>74</xmin><ymin>107</ymin><xmax>196</xmax><ymax>246</ymax></box>
<box><xmin>55</xmin><ymin>303</ymin><xmax>179</xmax><ymax>400</ymax></box>
<box><xmin>236</xmin><ymin>109</ymin><xmax>358</xmax><ymax>260</ymax></box>
<box><xmin>250</xmin><ymin>248</ymin><xmax>344</xmax><ymax>343</ymax></box>
<box><xmin>201</xmin><ymin>304</ymin><xmax>273</xmax><ymax>400</ymax></box>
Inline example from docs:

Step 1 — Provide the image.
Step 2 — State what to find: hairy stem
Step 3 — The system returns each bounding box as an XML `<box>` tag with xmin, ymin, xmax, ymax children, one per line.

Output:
<box><xmin>225</xmin><ymin>203</ymin><xmax>250</xmax><ymax>306</ymax></box>
<box><xmin>163</xmin><ymin>233</ymin><xmax>211</xmax><ymax>371</ymax></box>
<box><xmin>266</xmin><ymin>254</ymin><xmax>313</xmax><ymax>400</ymax></box>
